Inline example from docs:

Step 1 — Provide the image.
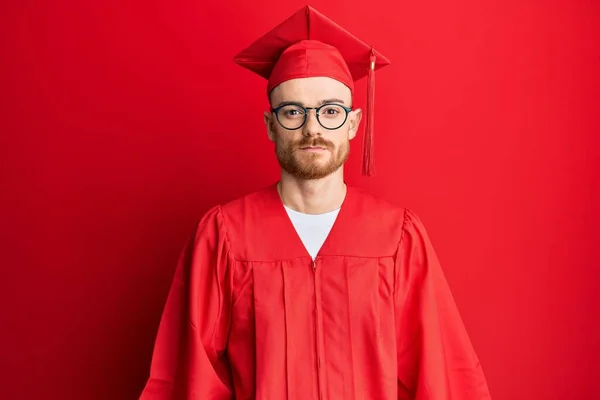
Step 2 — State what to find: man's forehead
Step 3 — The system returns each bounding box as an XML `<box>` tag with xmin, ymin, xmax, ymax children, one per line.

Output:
<box><xmin>270</xmin><ymin>77</ymin><xmax>352</xmax><ymax>105</ymax></box>
<box><xmin>275</xmin><ymin>98</ymin><xmax>349</xmax><ymax>107</ymax></box>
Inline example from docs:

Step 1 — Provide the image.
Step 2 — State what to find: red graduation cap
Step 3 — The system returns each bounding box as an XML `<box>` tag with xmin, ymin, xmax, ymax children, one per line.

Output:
<box><xmin>234</xmin><ymin>5</ymin><xmax>391</xmax><ymax>176</ymax></box>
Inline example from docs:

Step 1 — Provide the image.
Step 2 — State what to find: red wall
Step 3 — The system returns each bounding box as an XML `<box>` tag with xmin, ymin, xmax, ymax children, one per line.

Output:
<box><xmin>1</xmin><ymin>1</ymin><xmax>598</xmax><ymax>399</ymax></box>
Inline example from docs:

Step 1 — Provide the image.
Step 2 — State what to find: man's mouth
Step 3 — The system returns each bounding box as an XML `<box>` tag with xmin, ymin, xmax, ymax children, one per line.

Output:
<box><xmin>300</xmin><ymin>146</ymin><xmax>326</xmax><ymax>150</ymax></box>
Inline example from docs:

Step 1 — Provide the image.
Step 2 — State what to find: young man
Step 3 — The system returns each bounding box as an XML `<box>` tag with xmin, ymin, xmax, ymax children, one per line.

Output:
<box><xmin>139</xmin><ymin>6</ymin><xmax>491</xmax><ymax>400</ymax></box>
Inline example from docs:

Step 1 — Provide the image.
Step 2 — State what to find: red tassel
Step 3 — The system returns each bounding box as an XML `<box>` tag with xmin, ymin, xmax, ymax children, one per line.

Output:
<box><xmin>362</xmin><ymin>49</ymin><xmax>376</xmax><ymax>176</ymax></box>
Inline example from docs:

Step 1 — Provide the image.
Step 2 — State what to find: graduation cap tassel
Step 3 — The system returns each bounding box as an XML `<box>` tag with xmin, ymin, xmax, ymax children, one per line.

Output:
<box><xmin>362</xmin><ymin>50</ymin><xmax>376</xmax><ymax>176</ymax></box>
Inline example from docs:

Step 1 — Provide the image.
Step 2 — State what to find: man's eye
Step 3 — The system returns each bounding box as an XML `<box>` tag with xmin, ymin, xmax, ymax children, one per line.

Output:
<box><xmin>283</xmin><ymin>108</ymin><xmax>304</xmax><ymax>117</ymax></box>
<box><xmin>320</xmin><ymin>105</ymin><xmax>344</xmax><ymax>117</ymax></box>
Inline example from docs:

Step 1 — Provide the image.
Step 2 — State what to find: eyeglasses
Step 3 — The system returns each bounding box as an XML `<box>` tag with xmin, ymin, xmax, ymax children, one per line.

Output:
<box><xmin>270</xmin><ymin>103</ymin><xmax>353</xmax><ymax>131</ymax></box>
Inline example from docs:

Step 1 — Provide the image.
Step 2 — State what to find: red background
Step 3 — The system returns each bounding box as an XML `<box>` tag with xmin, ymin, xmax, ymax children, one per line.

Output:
<box><xmin>1</xmin><ymin>1</ymin><xmax>599</xmax><ymax>399</ymax></box>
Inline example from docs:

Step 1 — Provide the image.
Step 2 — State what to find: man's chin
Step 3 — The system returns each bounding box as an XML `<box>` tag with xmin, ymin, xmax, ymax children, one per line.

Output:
<box><xmin>292</xmin><ymin>170</ymin><xmax>335</xmax><ymax>180</ymax></box>
<box><xmin>291</xmin><ymin>163</ymin><xmax>342</xmax><ymax>180</ymax></box>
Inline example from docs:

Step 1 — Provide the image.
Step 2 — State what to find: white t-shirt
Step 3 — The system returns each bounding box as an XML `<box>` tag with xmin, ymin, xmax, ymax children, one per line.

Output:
<box><xmin>284</xmin><ymin>205</ymin><xmax>340</xmax><ymax>260</ymax></box>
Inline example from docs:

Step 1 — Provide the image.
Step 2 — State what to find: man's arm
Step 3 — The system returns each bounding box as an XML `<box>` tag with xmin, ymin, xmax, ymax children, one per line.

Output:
<box><xmin>395</xmin><ymin>209</ymin><xmax>492</xmax><ymax>400</ymax></box>
<box><xmin>139</xmin><ymin>206</ymin><xmax>234</xmax><ymax>400</ymax></box>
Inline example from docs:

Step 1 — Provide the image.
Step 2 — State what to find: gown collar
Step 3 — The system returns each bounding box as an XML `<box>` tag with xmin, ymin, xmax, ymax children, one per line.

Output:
<box><xmin>263</xmin><ymin>181</ymin><xmax>357</xmax><ymax>259</ymax></box>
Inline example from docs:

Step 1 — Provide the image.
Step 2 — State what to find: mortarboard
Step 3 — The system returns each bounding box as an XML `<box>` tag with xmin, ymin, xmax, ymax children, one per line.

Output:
<box><xmin>233</xmin><ymin>5</ymin><xmax>390</xmax><ymax>176</ymax></box>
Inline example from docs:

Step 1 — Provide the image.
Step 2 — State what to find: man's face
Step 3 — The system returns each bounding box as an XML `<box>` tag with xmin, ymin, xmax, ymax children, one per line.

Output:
<box><xmin>265</xmin><ymin>77</ymin><xmax>362</xmax><ymax>180</ymax></box>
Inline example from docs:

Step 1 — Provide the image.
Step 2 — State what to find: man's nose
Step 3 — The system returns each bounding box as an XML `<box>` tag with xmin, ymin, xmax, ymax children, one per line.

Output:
<box><xmin>302</xmin><ymin>109</ymin><xmax>321</xmax><ymax>137</ymax></box>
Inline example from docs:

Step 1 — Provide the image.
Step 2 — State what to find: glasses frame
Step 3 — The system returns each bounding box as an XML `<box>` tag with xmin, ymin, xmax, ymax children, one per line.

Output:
<box><xmin>270</xmin><ymin>102</ymin><xmax>353</xmax><ymax>131</ymax></box>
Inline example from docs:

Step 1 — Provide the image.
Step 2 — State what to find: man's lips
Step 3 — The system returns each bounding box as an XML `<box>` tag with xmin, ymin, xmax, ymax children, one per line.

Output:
<box><xmin>300</xmin><ymin>146</ymin><xmax>326</xmax><ymax>150</ymax></box>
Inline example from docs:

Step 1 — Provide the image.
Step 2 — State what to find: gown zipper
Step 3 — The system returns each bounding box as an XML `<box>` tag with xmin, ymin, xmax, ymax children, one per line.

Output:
<box><xmin>313</xmin><ymin>257</ymin><xmax>325</xmax><ymax>400</ymax></box>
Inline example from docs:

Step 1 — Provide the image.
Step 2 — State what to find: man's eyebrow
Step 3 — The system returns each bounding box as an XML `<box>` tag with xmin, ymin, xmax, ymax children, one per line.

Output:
<box><xmin>318</xmin><ymin>98</ymin><xmax>347</xmax><ymax>105</ymax></box>
<box><xmin>274</xmin><ymin>98</ymin><xmax>348</xmax><ymax>108</ymax></box>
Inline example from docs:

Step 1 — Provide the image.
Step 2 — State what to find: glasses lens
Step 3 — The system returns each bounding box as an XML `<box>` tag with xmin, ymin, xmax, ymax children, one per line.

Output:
<box><xmin>277</xmin><ymin>105</ymin><xmax>306</xmax><ymax>130</ymax></box>
<box><xmin>318</xmin><ymin>104</ymin><xmax>347</xmax><ymax>129</ymax></box>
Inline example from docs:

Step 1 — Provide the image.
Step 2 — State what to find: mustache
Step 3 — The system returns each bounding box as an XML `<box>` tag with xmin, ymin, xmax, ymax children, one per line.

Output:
<box><xmin>293</xmin><ymin>137</ymin><xmax>334</xmax><ymax>150</ymax></box>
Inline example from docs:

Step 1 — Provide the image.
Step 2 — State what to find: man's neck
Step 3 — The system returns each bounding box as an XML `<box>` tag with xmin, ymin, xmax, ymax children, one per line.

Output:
<box><xmin>277</xmin><ymin>171</ymin><xmax>346</xmax><ymax>215</ymax></box>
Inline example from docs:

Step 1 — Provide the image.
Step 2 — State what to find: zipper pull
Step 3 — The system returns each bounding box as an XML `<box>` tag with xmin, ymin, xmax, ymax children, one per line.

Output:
<box><xmin>313</xmin><ymin>257</ymin><xmax>318</xmax><ymax>270</ymax></box>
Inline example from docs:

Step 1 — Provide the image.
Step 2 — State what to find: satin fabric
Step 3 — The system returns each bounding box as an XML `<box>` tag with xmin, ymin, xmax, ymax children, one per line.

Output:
<box><xmin>139</xmin><ymin>184</ymin><xmax>491</xmax><ymax>399</ymax></box>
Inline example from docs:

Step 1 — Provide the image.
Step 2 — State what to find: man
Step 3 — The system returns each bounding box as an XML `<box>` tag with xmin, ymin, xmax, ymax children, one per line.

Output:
<box><xmin>139</xmin><ymin>5</ymin><xmax>491</xmax><ymax>400</ymax></box>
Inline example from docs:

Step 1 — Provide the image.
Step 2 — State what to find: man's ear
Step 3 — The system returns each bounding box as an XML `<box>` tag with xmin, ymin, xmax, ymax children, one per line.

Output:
<box><xmin>348</xmin><ymin>108</ymin><xmax>362</xmax><ymax>140</ymax></box>
<box><xmin>264</xmin><ymin>111</ymin><xmax>276</xmax><ymax>142</ymax></box>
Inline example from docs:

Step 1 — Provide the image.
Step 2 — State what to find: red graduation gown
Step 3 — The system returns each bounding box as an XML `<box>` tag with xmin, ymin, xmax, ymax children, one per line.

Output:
<box><xmin>139</xmin><ymin>184</ymin><xmax>491</xmax><ymax>399</ymax></box>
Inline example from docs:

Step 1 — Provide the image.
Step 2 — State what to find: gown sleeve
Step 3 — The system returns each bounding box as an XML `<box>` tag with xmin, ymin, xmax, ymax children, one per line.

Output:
<box><xmin>395</xmin><ymin>209</ymin><xmax>492</xmax><ymax>400</ymax></box>
<box><xmin>139</xmin><ymin>206</ymin><xmax>234</xmax><ymax>400</ymax></box>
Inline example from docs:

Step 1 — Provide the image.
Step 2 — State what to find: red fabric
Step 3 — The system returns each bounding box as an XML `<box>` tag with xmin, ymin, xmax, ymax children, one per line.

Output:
<box><xmin>233</xmin><ymin>5</ymin><xmax>390</xmax><ymax>89</ymax></box>
<box><xmin>139</xmin><ymin>184</ymin><xmax>491</xmax><ymax>399</ymax></box>
<box><xmin>267</xmin><ymin>40</ymin><xmax>354</xmax><ymax>95</ymax></box>
<box><xmin>363</xmin><ymin>50</ymin><xmax>377</xmax><ymax>176</ymax></box>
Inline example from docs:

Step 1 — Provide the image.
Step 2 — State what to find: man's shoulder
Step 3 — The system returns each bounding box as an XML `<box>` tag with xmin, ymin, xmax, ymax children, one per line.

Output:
<box><xmin>193</xmin><ymin>185</ymin><xmax>273</xmax><ymax>225</ymax></box>
<box><xmin>218</xmin><ymin>184</ymin><xmax>275</xmax><ymax>213</ymax></box>
<box><xmin>350</xmin><ymin>185</ymin><xmax>408</xmax><ymax>219</ymax></box>
<box><xmin>215</xmin><ymin>183</ymin><xmax>411</xmax><ymax>219</ymax></box>
<box><xmin>205</xmin><ymin>183</ymin><xmax>416</xmax><ymax>230</ymax></box>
